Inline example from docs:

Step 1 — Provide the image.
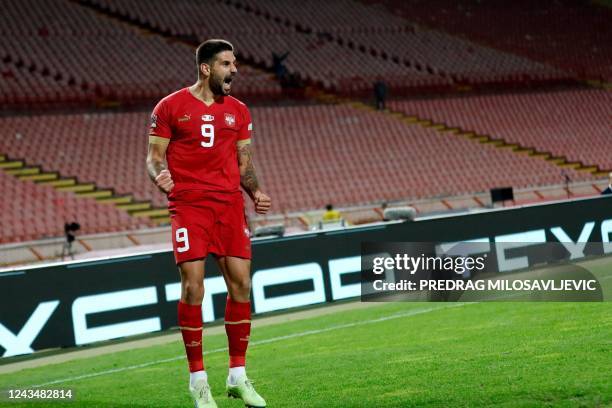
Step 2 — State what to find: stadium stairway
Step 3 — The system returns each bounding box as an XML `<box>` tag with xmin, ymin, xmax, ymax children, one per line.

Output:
<box><xmin>218</xmin><ymin>0</ymin><xmax>446</xmax><ymax>84</ymax></box>
<box><xmin>219</xmin><ymin>0</ymin><xmax>577</xmax><ymax>92</ymax></box>
<box><xmin>382</xmin><ymin>110</ymin><xmax>609</xmax><ymax>178</ymax></box>
<box><xmin>0</xmin><ymin>153</ymin><xmax>171</xmax><ymax>225</ymax></box>
<box><xmin>371</xmin><ymin>0</ymin><xmax>612</xmax><ymax>88</ymax></box>
<box><xmin>586</xmin><ymin>79</ymin><xmax>612</xmax><ymax>91</ymax></box>
<box><xmin>71</xmin><ymin>0</ymin><xmax>288</xmax><ymax>100</ymax></box>
<box><xmin>309</xmin><ymin>91</ymin><xmax>609</xmax><ymax>179</ymax></box>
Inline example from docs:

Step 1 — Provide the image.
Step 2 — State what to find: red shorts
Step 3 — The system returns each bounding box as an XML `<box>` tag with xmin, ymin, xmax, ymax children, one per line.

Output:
<box><xmin>168</xmin><ymin>190</ymin><xmax>251</xmax><ymax>264</ymax></box>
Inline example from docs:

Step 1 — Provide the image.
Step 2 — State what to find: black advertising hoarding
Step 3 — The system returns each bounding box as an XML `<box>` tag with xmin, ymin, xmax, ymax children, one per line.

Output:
<box><xmin>0</xmin><ymin>196</ymin><xmax>610</xmax><ymax>357</ymax></box>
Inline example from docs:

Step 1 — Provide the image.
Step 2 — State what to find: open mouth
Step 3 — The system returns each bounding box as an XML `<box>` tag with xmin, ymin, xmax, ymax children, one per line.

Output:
<box><xmin>224</xmin><ymin>77</ymin><xmax>233</xmax><ymax>85</ymax></box>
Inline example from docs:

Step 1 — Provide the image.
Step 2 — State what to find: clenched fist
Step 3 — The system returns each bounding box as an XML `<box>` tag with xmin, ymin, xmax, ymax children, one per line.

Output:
<box><xmin>155</xmin><ymin>169</ymin><xmax>174</xmax><ymax>194</ymax></box>
<box><xmin>253</xmin><ymin>190</ymin><xmax>271</xmax><ymax>214</ymax></box>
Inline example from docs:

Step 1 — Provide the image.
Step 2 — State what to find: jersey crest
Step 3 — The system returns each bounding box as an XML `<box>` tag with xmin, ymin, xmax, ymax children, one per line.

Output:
<box><xmin>225</xmin><ymin>113</ymin><xmax>236</xmax><ymax>127</ymax></box>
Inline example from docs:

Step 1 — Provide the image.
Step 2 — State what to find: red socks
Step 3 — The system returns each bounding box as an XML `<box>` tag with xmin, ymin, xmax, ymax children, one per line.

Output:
<box><xmin>178</xmin><ymin>301</ymin><xmax>204</xmax><ymax>372</ymax></box>
<box><xmin>178</xmin><ymin>298</ymin><xmax>251</xmax><ymax>373</ymax></box>
<box><xmin>225</xmin><ymin>297</ymin><xmax>251</xmax><ymax>368</ymax></box>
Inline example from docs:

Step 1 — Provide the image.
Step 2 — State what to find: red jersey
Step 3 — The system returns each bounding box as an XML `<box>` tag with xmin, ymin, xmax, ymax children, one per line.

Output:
<box><xmin>149</xmin><ymin>88</ymin><xmax>252</xmax><ymax>197</ymax></box>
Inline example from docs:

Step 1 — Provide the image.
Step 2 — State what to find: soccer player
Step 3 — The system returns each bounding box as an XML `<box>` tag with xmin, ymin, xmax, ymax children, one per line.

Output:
<box><xmin>146</xmin><ymin>39</ymin><xmax>271</xmax><ymax>408</ymax></box>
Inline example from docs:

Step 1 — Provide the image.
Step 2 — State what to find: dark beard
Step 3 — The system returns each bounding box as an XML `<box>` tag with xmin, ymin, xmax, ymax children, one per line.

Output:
<box><xmin>209</xmin><ymin>74</ymin><xmax>227</xmax><ymax>96</ymax></box>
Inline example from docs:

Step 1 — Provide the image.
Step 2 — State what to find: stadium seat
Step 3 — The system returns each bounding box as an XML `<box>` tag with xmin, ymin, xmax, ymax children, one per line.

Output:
<box><xmin>389</xmin><ymin>89</ymin><xmax>612</xmax><ymax>170</ymax></box>
<box><xmin>0</xmin><ymin>171</ymin><xmax>152</xmax><ymax>243</ymax></box>
<box><xmin>0</xmin><ymin>0</ymin><xmax>280</xmax><ymax>108</ymax></box>
<box><xmin>375</xmin><ymin>0</ymin><xmax>612</xmax><ymax>81</ymax></box>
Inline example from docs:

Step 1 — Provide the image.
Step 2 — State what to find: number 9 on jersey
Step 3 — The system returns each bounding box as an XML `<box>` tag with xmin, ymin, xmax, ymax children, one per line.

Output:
<box><xmin>201</xmin><ymin>124</ymin><xmax>214</xmax><ymax>147</ymax></box>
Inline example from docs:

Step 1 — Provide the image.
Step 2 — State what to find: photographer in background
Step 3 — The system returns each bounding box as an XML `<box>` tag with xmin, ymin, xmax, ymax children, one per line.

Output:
<box><xmin>61</xmin><ymin>222</ymin><xmax>80</xmax><ymax>260</ymax></box>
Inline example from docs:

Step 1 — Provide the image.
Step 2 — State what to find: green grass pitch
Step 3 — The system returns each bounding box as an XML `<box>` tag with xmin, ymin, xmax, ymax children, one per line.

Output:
<box><xmin>0</xmin><ymin>258</ymin><xmax>610</xmax><ymax>407</ymax></box>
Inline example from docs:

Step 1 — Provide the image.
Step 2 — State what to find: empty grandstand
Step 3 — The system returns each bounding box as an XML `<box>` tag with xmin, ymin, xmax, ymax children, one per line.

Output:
<box><xmin>0</xmin><ymin>0</ymin><xmax>610</xmax><ymax>264</ymax></box>
<box><xmin>377</xmin><ymin>0</ymin><xmax>612</xmax><ymax>82</ymax></box>
<box><xmin>0</xmin><ymin>170</ymin><xmax>151</xmax><ymax>244</ymax></box>
<box><xmin>389</xmin><ymin>89</ymin><xmax>612</xmax><ymax>171</ymax></box>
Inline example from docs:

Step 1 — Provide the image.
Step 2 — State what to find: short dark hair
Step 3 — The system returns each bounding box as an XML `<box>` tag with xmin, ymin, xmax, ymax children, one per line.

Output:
<box><xmin>196</xmin><ymin>39</ymin><xmax>234</xmax><ymax>77</ymax></box>
<box><xmin>325</xmin><ymin>204</ymin><xmax>333</xmax><ymax>211</ymax></box>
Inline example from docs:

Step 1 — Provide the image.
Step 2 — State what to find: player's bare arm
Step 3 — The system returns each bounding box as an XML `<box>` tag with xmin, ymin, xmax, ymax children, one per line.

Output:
<box><xmin>238</xmin><ymin>142</ymin><xmax>271</xmax><ymax>214</ymax></box>
<box><xmin>146</xmin><ymin>137</ymin><xmax>174</xmax><ymax>194</ymax></box>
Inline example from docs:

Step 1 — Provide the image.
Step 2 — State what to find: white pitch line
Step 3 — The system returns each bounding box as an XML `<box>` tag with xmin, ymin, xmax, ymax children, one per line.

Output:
<box><xmin>31</xmin><ymin>303</ymin><xmax>468</xmax><ymax>388</ymax></box>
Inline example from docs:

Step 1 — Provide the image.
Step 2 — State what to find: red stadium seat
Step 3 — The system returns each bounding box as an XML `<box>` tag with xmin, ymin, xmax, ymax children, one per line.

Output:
<box><xmin>388</xmin><ymin>89</ymin><xmax>612</xmax><ymax>170</ymax></box>
<box><xmin>0</xmin><ymin>171</ymin><xmax>152</xmax><ymax>243</ymax></box>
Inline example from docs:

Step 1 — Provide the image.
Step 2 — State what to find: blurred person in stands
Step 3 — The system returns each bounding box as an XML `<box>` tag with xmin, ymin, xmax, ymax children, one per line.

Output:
<box><xmin>374</xmin><ymin>79</ymin><xmax>387</xmax><ymax>110</ymax></box>
<box><xmin>272</xmin><ymin>50</ymin><xmax>289</xmax><ymax>82</ymax></box>
<box><xmin>602</xmin><ymin>172</ymin><xmax>612</xmax><ymax>195</ymax></box>
<box><xmin>146</xmin><ymin>39</ymin><xmax>270</xmax><ymax>408</ymax></box>
<box><xmin>322</xmin><ymin>203</ymin><xmax>342</xmax><ymax>222</ymax></box>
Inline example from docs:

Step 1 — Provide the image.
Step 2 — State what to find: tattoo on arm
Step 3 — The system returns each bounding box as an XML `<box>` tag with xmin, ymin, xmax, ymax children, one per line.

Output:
<box><xmin>238</xmin><ymin>144</ymin><xmax>259</xmax><ymax>196</ymax></box>
<box><xmin>146</xmin><ymin>142</ymin><xmax>168</xmax><ymax>182</ymax></box>
<box><xmin>147</xmin><ymin>159</ymin><xmax>166</xmax><ymax>181</ymax></box>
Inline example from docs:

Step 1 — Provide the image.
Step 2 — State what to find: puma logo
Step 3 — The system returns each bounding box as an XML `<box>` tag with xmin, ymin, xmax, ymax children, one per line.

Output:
<box><xmin>178</xmin><ymin>114</ymin><xmax>191</xmax><ymax>122</ymax></box>
<box><xmin>186</xmin><ymin>340</ymin><xmax>201</xmax><ymax>347</ymax></box>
